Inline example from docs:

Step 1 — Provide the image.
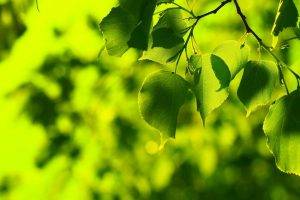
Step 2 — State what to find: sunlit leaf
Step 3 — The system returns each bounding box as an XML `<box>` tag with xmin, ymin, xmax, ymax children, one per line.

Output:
<box><xmin>140</xmin><ymin>44</ymin><xmax>184</xmax><ymax>64</ymax></box>
<box><xmin>190</xmin><ymin>54</ymin><xmax>229</xmax><ymax>124</ymax></box>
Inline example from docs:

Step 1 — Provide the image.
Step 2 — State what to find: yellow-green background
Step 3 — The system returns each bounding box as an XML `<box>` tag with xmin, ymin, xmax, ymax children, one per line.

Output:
<box><xmin>1</xmin><ymin>0</ymin><xmax>300</xmax><ymax>199</ymax></box>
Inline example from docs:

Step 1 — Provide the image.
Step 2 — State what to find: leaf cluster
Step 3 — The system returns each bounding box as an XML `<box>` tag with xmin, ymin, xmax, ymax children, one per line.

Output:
<box><xmin>100</xmin><ymin>0</ymin><xmax>300</xmax><ymax>175</ymax></box>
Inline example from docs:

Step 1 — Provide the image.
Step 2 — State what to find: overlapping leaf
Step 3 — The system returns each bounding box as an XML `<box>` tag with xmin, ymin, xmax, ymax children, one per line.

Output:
<box><xmin>99</xmin><ymin>7</ymin><xmax>136</xmax><ymax>56</ymax></box>
<box><xmin>190</xmin><ymin>54</ymin><xmax>229</xmax><ymax>124</ymax></box>
<box><xmin>100</xmin><ymin>0</ymin><xmax>156</xmax><ymax>56</ymax></box>
<box><xmin>272</xmin><ymin>0</ymin><xmax>299</xmax><ymax>46</ymax></box>
<box><xmin>157</xmin><ymin>0</ymin><xmax>174</xmax><ymax>5</ymax></box>
<box><xmin>237</xmin><ymin>61</ymin><xmax>278</xmax><ymax>116</ymax></box>
<box><xmin>212</xmin><ymin>40</ymin><xmax>250</xmax><ymax>88</ymax></box>
<box><xmin>141</xmin><ymin>9</ymin><xmax>188</xmax><ymax>64</ymax></box>
<box><xmin>127</xmin><ymin>0</ymin><xmax>157</xmax><ymax>50</ymax></box>
<box><xmin>101</xmin><ymin>0</ymin><xmax>300</xmax><ymax>176</ymax></box>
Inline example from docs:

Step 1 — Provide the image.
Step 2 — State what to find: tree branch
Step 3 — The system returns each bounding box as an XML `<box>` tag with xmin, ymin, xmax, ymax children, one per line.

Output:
<box><xmin>232</xmin><ymin>0</ymin><xmax>300</xmax><ymax>94</ymax></box>
<box><xmin>232</xmin><ymin>0</ymin><xmax>264</xmax><ymax>44</ymax></box>
<box><xmin>196</xmin><ymin>0</ymin><xmax>232</xmax><ymax>20</ymax></box>
<box><xmin>173</xmin><ymin>0</ymin><xmax>232</xmax><ymax>73</ymax></box>
<box><xmin>232</xmin><ymin>0</ymin><xmax>283</xmax><ymax>63</ymax></box>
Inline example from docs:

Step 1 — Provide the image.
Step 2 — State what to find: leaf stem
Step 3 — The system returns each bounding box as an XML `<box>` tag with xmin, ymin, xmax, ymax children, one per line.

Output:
<box><xmin>277</xmin><ymin>64</ymin><xmax>290</xmax><ymax>95</ymax></box>
<box><xmin>282</xmin><ymin>36</ymin><xmax>300</xmax><ymax>44</ymax></box>
<box><xmin>36</xmin><ymin>0</ymin><xmax>40</xmax><ymax>12</ymax></box>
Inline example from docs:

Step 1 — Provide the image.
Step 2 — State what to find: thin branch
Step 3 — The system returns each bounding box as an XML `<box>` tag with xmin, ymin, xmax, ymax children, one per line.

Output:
<box><xmin>173</xmin><ymin>0</ymin><xmax>232</xmax><ymax>73</ymax></box>
<box><xmin>287</xmin><ymin>67</ymin><xmax>300</xmax><ymax>79</ymax></box>
<box><xmin>196</xmin><ymin>0</ymin><xmax>232</xmax><ymax>20</ymax></box>
<box><xmin>232</xmin><ymin>0</ymin><xmax>297</xmax><ymax>94</ymax></box>
<box><xmin>233</xmin><ymin>0</ymin><xmax>264</xmax><ymax>45</ymax></box>
<box><xmin>232</xmin><ymin>0</ymin><xmax>282</xmax><ymax>64</ymax></box>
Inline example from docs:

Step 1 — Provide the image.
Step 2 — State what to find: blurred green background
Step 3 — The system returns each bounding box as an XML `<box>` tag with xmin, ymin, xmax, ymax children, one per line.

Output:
<box><xmin>1</xmin><ymin>0</ymin><xmax>300</xmax><ymax>199</ymax></box>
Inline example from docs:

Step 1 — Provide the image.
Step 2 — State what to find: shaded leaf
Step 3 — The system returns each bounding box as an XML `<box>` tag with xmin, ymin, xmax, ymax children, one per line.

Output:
<box><xmin>100</xmin><ymin>0</ymin><xmax>156</xmax><ymax>56</ymax></box>
<box><xmin>272</xmin><ymin>0</ymin><xmax>299</xmax><ymax>47</ymax></box>
<box><xmin>237</xmin><ymin>61</ymin><xmax>278</xmax><ymax>116</ymax></box>
<box><xmin>157</xmin><ymin>0</ymin><xmax>174</xmax><ymax>5</ymax></box>
<box><xmin>263</xmin><ymin>90</ymin><xmax>300</xmax><ymax>175</ymax></box>
<box><xmin>138</xmin><ymin>71</ymin><xmax>189</xmax><ymax>138</ymax></box>
<box><xmin>152</xmin><ymin>28</ymin><xmax>184</xmax><ymax>48</ymax></box>
<box><xmin>210</xmin><ymin>54</ymin><xmax>231</xmax><ymax>90</ymax></box>
<box><xmin>127</xmin><ymin>0</ymin><xmax>157</xmax><ymax>50</ymax></box>
<box><xmin>141</xmin><ymin>9</ymin><xmax>188</xmax><ymax>64</ymax></box>
<box><xmin>272</xmin><ymin>0</ymin><xmax>299</xmax><ymax>36</ymax></box>
<box><xmin>118</xmin><ymin>0</ymin><xmax>147</xmax><ymax>17</ymax></box>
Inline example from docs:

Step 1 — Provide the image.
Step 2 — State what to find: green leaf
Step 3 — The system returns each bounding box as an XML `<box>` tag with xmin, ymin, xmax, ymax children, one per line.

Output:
<box><xmin>272</xmin><ymin>0</ymin><xmax>299</xmax><ymax>36</ymax></box>
<box><xmin>210</xmin><ymin>54</ymin><xmax>231</xmax><ymax>90</ymax></box>
<box><xmin>187</xmin><ymin>55</ymin><xmax>202</xmax><ymax>85</ymax></box>
<box><xmin>152</xmin><ymin>9</ymin><xmax>187</xmax><ymax>48</ymax></box>
<box><xmin>186</xmin><ymin>0</ymin><xmax>202</xmax><ymax>15</ymax></box>
<box><xmin>140</xmin><ymin>9</ymin><xmax>188</xmax><ymax>64</ymax></box>
<box><xmin>139</xmin><ymin>44</ymin><xmax>184</xmax><ymax>64</ymax></box>
<box><xmin>118</xmin><ymin>0</ymin><xmax>147</xmax><ymax>17</ymax></box>
<box><xmin>127</xmin><ymin>0</ymin><xmax>157</xmax><ymax>50</ymax></box>
<box><xmin>157</xmin><ymin>0</ymin><xmax>174</xmax><ymax>5</ymax></box>
<box><xmin>212</xmin><ymin>40</ymin><xmax>250</xmax><ymax>81</ymax></box>
<box><xmin>190</xmin><ymin>54</ymin><xmax>229</xmax><ymax>124</ymax></box>
<box><xmin>153</xmin><ymin>9</ymin><xmax>187</xmax><ymax>35</ymax></box>
<box><xmin>152</xmin><ymin>28</ymin><xmax>184</xmax><ymax>48</ymax></box>
<box><xmin>99</xmin><ymin>7</ymin><xmax>136</xmax><ymax>56</ymax></box>
<box><xmin>263</xmin><ymin>90</ymin><xmax>300</xmax><ymax>175</ymax></box>
<box><xmin>100</xmin><ymin>0</ymin><xmax>156</xmax><ymax>56</ymax></box>
<box><xmin>272</xmin><ymin>0</ymin><xmax>299</xmax><ymax>46</ymax></box>
<box><xmin>138</xmin><ymin>70</ymin><xmax>189</xmax><ymax>139</ymax></box>
<box><xmin>237</xmin><ymin>61</ymin><xmax>278</xmax><ymax>116</ymax></box>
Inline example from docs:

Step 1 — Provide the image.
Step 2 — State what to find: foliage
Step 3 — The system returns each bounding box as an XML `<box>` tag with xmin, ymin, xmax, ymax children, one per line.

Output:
<box><xmin>1</xmin><ymin>0</ymin><xmax>300</xmax><ymax>199</ymax></box>
<box><xmin>100</xmin><ymin>0</ymin><xmax>300</xmax><ymax>175</ymax></box>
